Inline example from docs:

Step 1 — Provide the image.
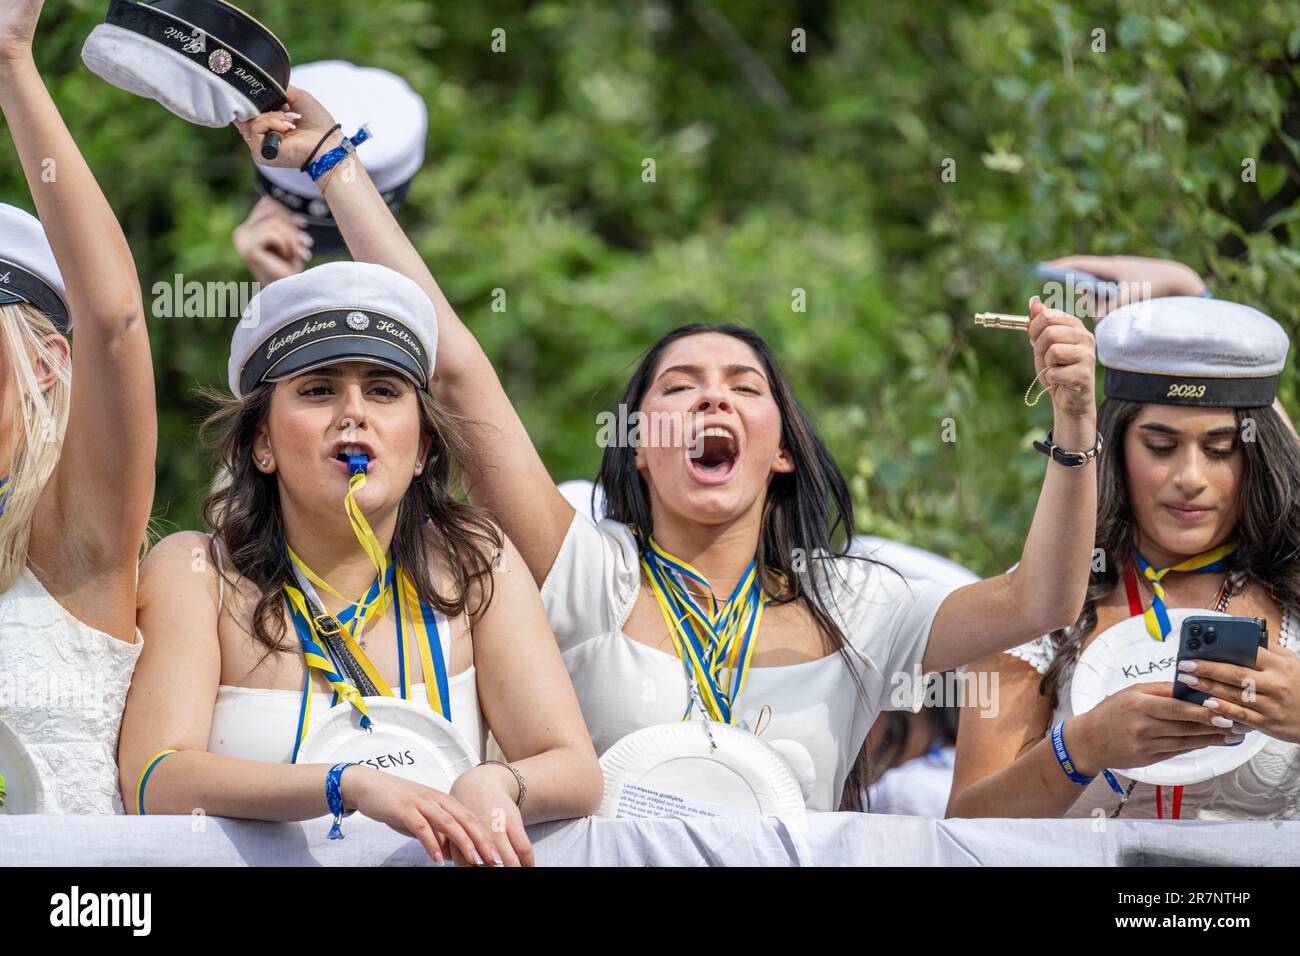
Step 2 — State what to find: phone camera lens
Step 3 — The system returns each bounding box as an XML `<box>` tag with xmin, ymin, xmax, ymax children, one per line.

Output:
<box><xmin>1205</xmin><ymin>631</ymin><xmax>1217</xmax><ymax>645</ymax></box>
<box><xmin>1188</xmin><ymin>637</ymin><xmax>1202</xmax><ymax>651</ymax></box>
<box><xmin>1188</xmin><ymin>624</ymin><xmax>1202</xmax><ymax>637</ymax></box>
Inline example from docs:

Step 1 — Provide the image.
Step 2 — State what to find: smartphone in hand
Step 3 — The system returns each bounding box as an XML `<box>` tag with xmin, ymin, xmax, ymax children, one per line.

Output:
<box><xmin>1172</xmin><ymin>615</ymin><xmax>1267</xmax><ymax>705</ymax></box>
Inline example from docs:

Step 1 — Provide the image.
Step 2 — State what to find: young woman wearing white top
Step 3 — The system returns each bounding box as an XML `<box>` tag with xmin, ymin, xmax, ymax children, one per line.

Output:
<box><xmin>949</xmin><ymin>267</ymin><xmax>1300</xmax><ymax>820</ymax></box>
<box><xmin>118</xmin><ymin>94</ymin><xmax>602</xmax><ymax>867</ymax></box>
<box><xmin>0</xmin><ymin>0</ymin><xmax>156</xmax><ymax>814</ymax></box>
<box><xmin>230</xmin><ymin>91</ymin><xmax>1100</xmax><ymax>813</ymax></box>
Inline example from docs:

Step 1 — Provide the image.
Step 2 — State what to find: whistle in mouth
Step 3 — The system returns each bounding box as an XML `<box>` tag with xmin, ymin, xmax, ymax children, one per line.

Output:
<box><xmin>347</xmin><ymin>454</ymin><xmax>369</xmax><ymax>476</ymax></box>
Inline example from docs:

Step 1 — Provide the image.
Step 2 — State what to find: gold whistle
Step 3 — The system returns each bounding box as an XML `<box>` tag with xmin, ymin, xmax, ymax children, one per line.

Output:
<box><xmin>974</xmin><ymin>312</ymin><xmax>1030</xmax><ymax>331</ymax></box>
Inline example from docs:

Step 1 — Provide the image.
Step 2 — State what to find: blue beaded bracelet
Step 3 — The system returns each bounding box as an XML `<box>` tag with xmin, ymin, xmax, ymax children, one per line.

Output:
<box><xmin>1050</xmin><ymin>722</ymin><xmax>1125</xmax><ymax>796</ymax></box>
<box><xmin>325</xmin><ymin>761</ymin><xmax>356</xmax><ymax>840</ymax></box>
<box><xmin>307</xmin><ymin>126</ymin><xmax>372</xmax><ymax>183</ymax></box>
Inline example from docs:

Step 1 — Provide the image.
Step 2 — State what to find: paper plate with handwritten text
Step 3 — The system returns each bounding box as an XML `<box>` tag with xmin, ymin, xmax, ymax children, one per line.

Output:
<box><xmin>297</xmin><ymin>697</ymin><xmax>478</xmax><ymax>793</ymax></box>
<box><xmin>598</xmin><ymin>721</ymin><xmax>808</xmax><ymax>819</ymax></box>
<box><xmin>1071</xmin><ymin>609</ymin><xmax>1268</xmax><ymax>786</ymax></box>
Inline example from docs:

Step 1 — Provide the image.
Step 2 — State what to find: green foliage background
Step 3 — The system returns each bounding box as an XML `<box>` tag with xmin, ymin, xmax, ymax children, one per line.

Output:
<box><xmin>2</xmin><ymin>0</ymin><xmax>1297</xmax><ymax>575</ymax></box>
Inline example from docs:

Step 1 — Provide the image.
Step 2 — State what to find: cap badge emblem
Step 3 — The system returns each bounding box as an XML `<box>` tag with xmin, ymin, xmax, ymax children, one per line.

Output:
<box><xmin>208</xmin><ymin>49</ymin><xmax>233</xmax><ymax>75</ymax></box>
<box><xmin>346</xmin><ymin>311</ymin><xmax>370</xmax><ymax>331</ymax></box>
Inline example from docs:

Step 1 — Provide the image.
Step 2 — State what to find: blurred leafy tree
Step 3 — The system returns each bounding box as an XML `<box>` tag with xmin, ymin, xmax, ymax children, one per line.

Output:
<box><xmin>1</xmin><ymin>0</ymin><xmax>1295</xmax><ymax>575</ymax></box>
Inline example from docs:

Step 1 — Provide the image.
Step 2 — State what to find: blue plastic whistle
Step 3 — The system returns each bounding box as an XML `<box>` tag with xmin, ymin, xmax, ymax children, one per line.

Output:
<box><xmin>346</xmin><ymin>455</ymin><xmax>369</xmax><ymax>476</ymax></box>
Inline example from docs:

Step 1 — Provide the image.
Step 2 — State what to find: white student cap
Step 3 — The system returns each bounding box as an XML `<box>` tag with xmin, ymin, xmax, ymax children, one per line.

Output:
<box><xmin>254</xmin><ymin>60</ymin><xmax>428</xmax><ymax>251</ymax></box>
<box><xmin>1097</xmin><ymin>296</ymin><xmax>1289</xmax><ymax>407</ymax></box>
<box><xmin>228</xmin><ymin>261</ymin><xmax>436</xmax><ymax>398</ymax></box>
<box><xmin>82</xmin><ymin>0</ymin><xmax>291</xmax><ymax>129</ymax></box>
<box><xmin>0</xmin><ymin>204</ymin><xmax>71</xmax><ymax>333</ymax></box>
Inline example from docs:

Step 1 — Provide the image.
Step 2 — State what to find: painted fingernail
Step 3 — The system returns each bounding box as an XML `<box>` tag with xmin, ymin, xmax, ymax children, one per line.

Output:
<box><xmin>434</xmin><ymin>850</ymin><xmax>445</xmax><ymax>865</ymax></box>
<box><xmin>492</xmin><ymin>851</ymin><xmax>504</xmax><ymax>867</ymax></box>
<box><xmin>1210</xmin><ymin>715</ymin><xmax>1233</xmax><ymax>728</ymax></box>
<box><xmin>1202</xmin><ymin>698</ymin><xmax>1221</xmax><ymax>709</ymax></box>
<box><xmin>1177</xmin><ymin>660</ymin><xmax>1197</xmax><ymax>672</ymax></box>
<box><xmin>284</xmin><ymin>122</ymin><xmax>297</xmax><ymax>130</ymax></box>
<box><xmin>472</xmin><ymin>849</ymin><xmax>485</xmax><ymax>866</ymax></box>
<box><xmin>300</xmin><ymin>232</ymin><xmax>315</xmax><ymax>246</ymax></box>
<box><xmin>1225</xmin><ymin>733</ymin><xmax>1245</xmax><ymax>744</ymax></box>
<box><xmin>1177</xmin><ymin>673</ymin><xmax>1199</xmax><ymax>686</ymax></box>
<box><xmin>284</xmin><ymin>111</ymin><xmax>303</xmax><ymax>119</ymax></box>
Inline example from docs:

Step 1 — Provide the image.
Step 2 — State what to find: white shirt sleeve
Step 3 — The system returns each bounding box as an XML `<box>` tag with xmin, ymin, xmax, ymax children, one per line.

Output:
<box><xmin>540</xmin><ymin>513</ymin><xmax>641</xmax><ymax>654</ymax></box>
<box><xmin>819</xmin><ymin>555</ymin><xmax>959</xmax><ymax>709</ymax></box>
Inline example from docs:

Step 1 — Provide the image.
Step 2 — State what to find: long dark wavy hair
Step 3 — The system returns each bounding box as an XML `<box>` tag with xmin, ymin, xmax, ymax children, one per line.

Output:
<box><xmin>198</xmin><ymin>382</ymin><xmax>503</xmax><ymax>654</ymax></box>
<box><xmin>596</xmin><ymin>322</ymin><xmax>901</xmax><ymax>810</ymax></box>
<box><xmin>1041</xmin><ymin>398</ymin><xmax>1300</xmax><ymax>704</ymax></box>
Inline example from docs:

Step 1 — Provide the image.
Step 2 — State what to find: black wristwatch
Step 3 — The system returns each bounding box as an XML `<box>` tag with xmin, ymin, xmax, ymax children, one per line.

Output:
<box><xmin>1033</xmin><ymin>428</ymin><xmax>1103</xmax><ymax>467</ymax></box>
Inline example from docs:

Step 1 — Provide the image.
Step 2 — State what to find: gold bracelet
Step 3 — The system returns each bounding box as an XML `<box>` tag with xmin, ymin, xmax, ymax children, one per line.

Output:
<box><xmin>482</xmin><ymin>759</ymin><xmax>526</xmax><ymax>809</ymax></box>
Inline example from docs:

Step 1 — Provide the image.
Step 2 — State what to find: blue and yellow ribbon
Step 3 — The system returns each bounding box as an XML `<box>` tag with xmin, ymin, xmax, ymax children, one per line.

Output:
<box><xmin>641</xmin><ymin>537</ymin><xmax>767</xmax><ymax>724</ymax></box>
<box><xmin>396</xmin><ymin>568</ymin><xmax>452</xmax><ymax>720</ymax></box>
<box><xmin>1132</xmin><ymin>542</ymin><xmax>1237</xmax><ymax>641</ymax></box>
<box><xmin>284</xmin><ymin>454</ymin><xmax>455</xmax><ymax>761</ymax></box>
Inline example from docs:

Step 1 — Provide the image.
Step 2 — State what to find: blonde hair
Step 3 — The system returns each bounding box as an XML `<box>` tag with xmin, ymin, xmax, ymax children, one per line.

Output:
<box><xmin>0</xmin><ymin>301</ymin><xmax>72</xmax><ymax>592</ymax></box>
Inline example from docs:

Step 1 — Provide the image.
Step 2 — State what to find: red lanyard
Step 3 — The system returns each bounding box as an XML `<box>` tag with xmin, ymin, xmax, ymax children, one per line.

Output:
<box><xmin>1122</xmin><ymin>561</ymin><xmax>1183</xmax><ymax>820</ymax></box>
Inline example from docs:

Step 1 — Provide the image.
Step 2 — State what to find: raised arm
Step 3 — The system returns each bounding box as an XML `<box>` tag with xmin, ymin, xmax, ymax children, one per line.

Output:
<box><xmin>235</xmin><ymin>94</ymin><xmax>575</xmax><ymax>586</ymax></box>
<box><xmin>920</xmin><ymin>298</ymin><xmax>1097</xmax><ymax>673</ymax></box>
<box><xmin>0</xmin><ymin>2</ymin><xmax>155</xmax><ymax>598</ymax></box>
<box><xmin>121</xmin><ymin>533</ymin><xmax>504</xmax><ymax>865</ymax></box>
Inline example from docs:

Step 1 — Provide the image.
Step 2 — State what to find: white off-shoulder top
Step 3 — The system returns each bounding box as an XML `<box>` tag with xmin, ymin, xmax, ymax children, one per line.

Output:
<box><xmin>540</xmin><ymin>514</ymin><xmax>958</xmax><ymax>811</ymax></box>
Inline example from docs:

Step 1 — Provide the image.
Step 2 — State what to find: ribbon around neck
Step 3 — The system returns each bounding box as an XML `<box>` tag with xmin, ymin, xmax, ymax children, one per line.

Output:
<box><xmin>641</xmin><ymin>537</ymin><xmax>767</xmax><ymax>724</ymax></box>
<box><xmin>1131</xmin><ymin>542</ymin><xmax>1237</xmax><ymax>641</ymax></box>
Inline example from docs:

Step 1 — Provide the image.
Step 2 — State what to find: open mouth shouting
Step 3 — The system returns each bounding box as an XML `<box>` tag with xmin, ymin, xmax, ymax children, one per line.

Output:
<box><xmin>686</xmin><ymin>424</ymin><xmax>740</xmax><ymax>485</ymax></box>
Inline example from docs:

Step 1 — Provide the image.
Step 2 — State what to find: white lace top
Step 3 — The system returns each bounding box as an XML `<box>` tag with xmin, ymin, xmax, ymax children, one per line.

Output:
<box><xmin>1005</xmin><ymin>609</ymin><xmax>1300</xmax><ymax>819</ymax></box>
<box><xmin>0</xmin><ymin>567</ymin><xmax>142</xmax><ymax>814</ymax></box>
<box><xmin>540</xmin><ymin>514</ymin><xmax>958</xmax><ymax>812</ymax></box>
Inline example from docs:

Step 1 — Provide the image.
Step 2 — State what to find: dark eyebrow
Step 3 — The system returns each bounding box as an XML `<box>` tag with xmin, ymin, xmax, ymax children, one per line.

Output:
<box><xmin>655</xmin><ymin>364</ymin><xmax>703</xmax><ymax>382</ymax></box>
<box><xmin>726</xmin><ymin>363</ymin><xmax>768</xmax><ymax>382</ymax></box>
<box><xmin>653</xmin><ymin>363</ymin><xmax>769</xmax><ymax>383</ymax></box>
<box><xmin>1138</xmin><ymin>423</ymin><xmax>1240</xmax><ymax>439</ymax></box>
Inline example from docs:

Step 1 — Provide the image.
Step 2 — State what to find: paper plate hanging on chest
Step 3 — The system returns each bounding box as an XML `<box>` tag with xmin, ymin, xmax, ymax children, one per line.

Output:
<box><xmin>597</xmin><ymin>721</ymin><xmax>806</xmax><ymax>819</ymax></box>
<box><xmin>82</xmin><ymin>0</ymin><xmax>291</xmax><ymax>129</ymax></box>
<box><xmin>296</xmin><ymin>696</ymin><xmax>478</xmax><ymax>792</ymax></box>
<box><xmin>0</xmin><ymin>716</ymin><xmax>46</xmax><ymax>815</ymax></box>
<box><xmin>1071</xmin><ymin>608</ymin><xmax>1269</xmax><ymax>787</ymax></box>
